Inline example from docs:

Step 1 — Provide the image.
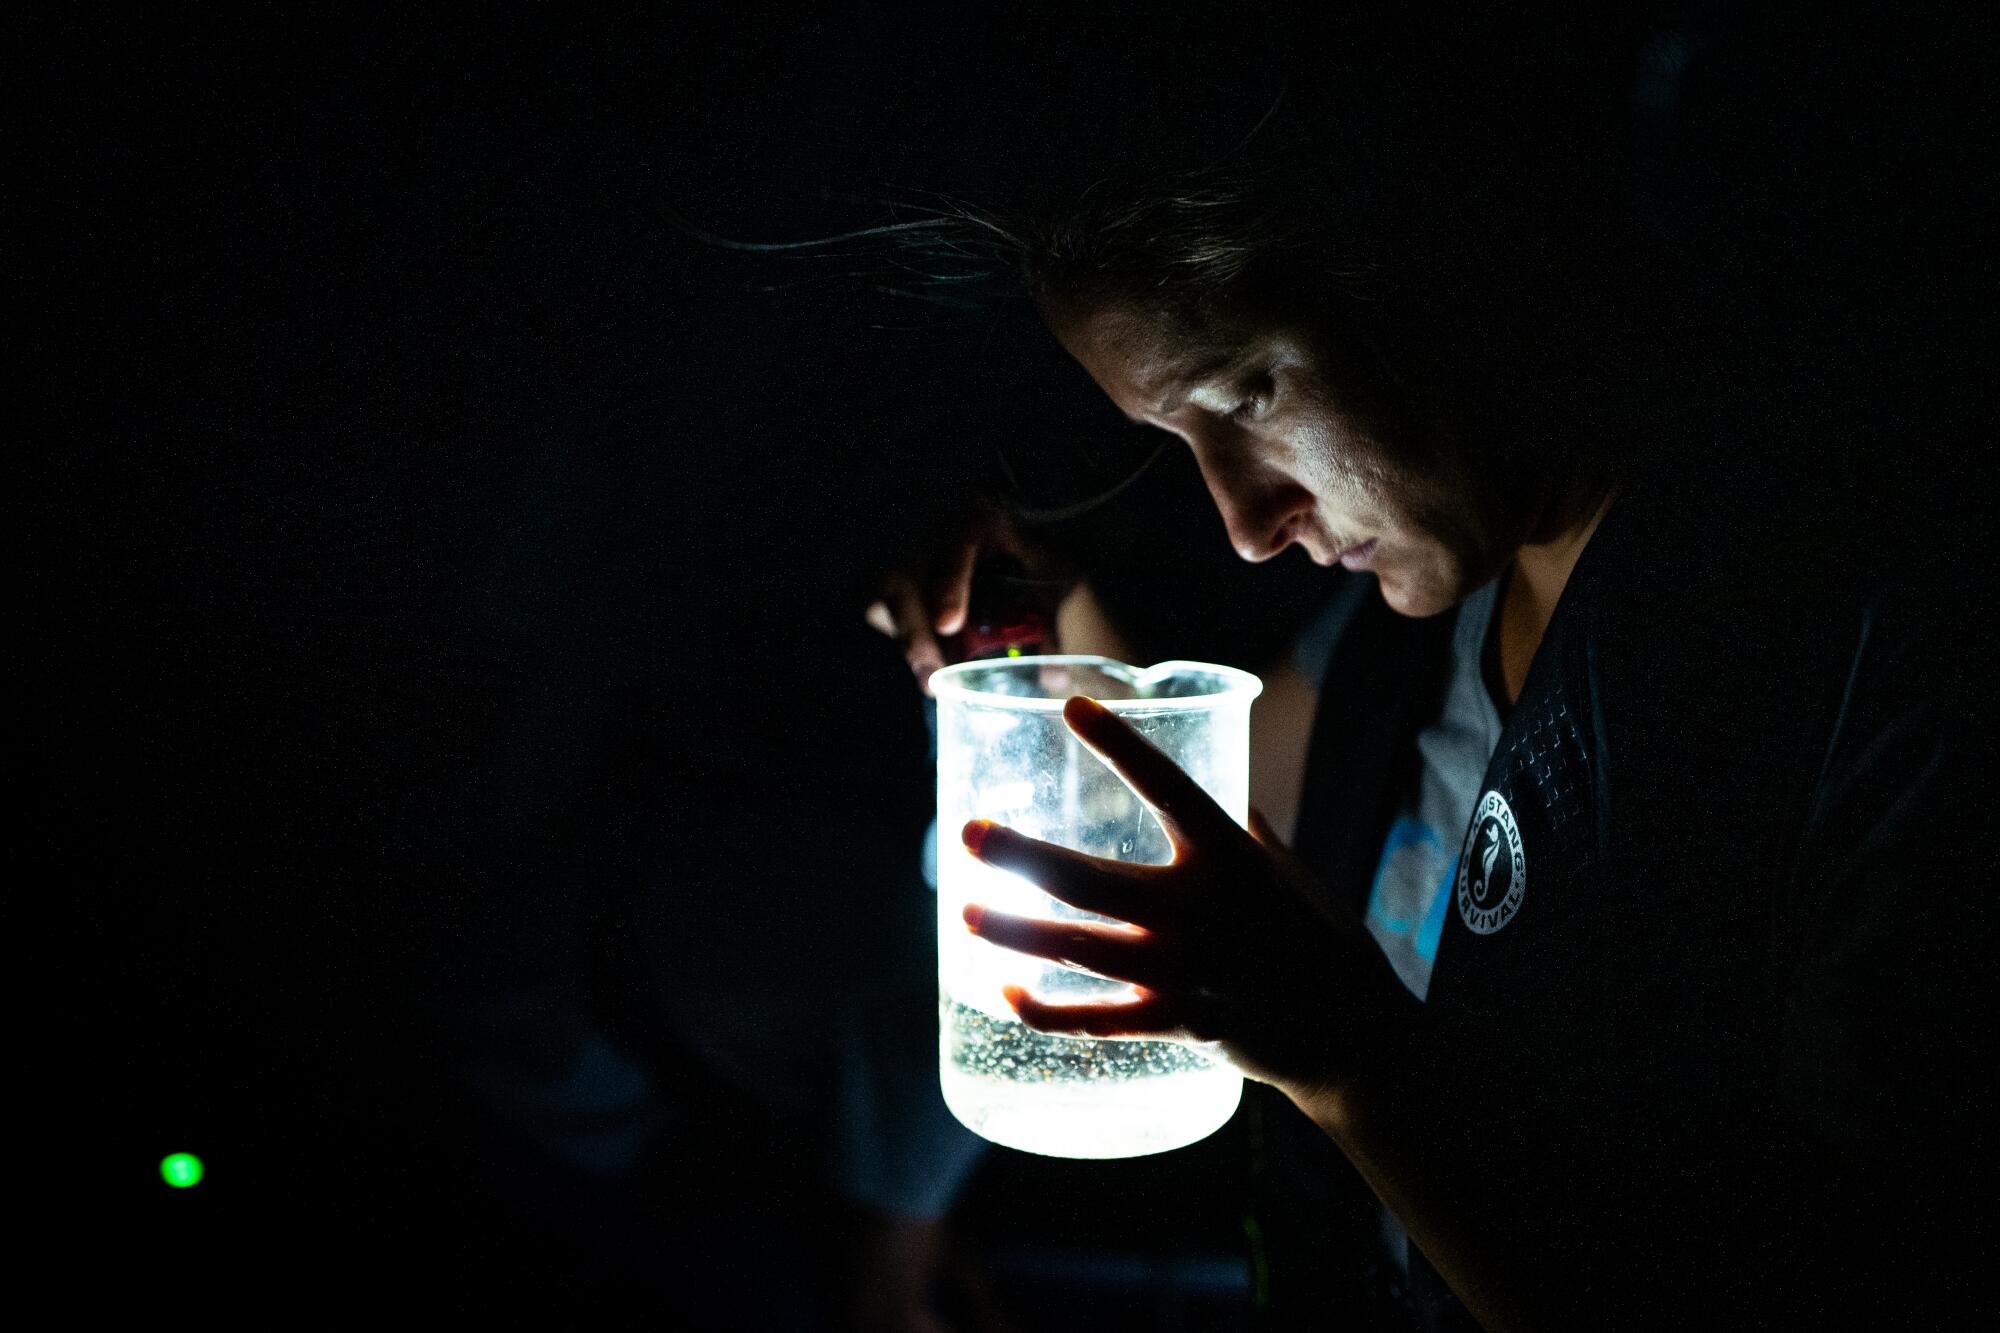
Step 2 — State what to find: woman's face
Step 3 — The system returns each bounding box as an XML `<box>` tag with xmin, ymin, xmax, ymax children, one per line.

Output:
<box><xmin>1043</xmin><ymin>293</ymin><xmax>1522</xmax><ymax>618</ymax></box>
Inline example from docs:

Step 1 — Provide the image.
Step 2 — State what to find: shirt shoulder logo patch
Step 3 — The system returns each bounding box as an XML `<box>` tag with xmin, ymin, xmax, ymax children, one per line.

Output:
<box><xmin>1456</xmin><ymin>790</ymin><xmax>1526</xmax><ymax>935</ymax></box>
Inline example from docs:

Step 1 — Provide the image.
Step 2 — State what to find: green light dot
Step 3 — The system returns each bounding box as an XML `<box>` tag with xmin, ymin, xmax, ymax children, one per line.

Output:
<box><xmin>160</xmin><ymin>1153</ymin><xmax>204</xmax><ymax>1188</ymax></box>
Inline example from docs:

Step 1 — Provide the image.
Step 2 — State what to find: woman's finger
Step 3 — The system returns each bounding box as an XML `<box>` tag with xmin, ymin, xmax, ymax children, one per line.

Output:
<box><xmin>883</xmin><ymin>572</ymin><xmax>946</xmax><ymax>688</ymax></box>
<box><xmin>963</xmin><ymin>904</ymin><xmax>1174</xmax><ymax>988</ymax></box>
<box><xmin>962</xmin><ymin>819</ymin><xmax>1172</xmax><ymax>926</ymax></box>
<box><xmin>929</xmin><ymin>535</ymin><xmax>980</xmax><ymax>637</ymax></box>
<box><xmin>1002</xmin><ymin>984</ymin><xmax>1189</xmax><ymax>1040</ymax></box>
<box><xmin>1062</xmin><ymin>696</ymin><xmax>1240</xmax><ymax>850</ymax></box>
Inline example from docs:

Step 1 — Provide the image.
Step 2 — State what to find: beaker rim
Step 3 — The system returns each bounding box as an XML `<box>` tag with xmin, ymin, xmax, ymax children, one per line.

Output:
<box><xmin>930</xmin><ymin>655</ymin><xmax>1263</xmax><ymax>711</ymax></box>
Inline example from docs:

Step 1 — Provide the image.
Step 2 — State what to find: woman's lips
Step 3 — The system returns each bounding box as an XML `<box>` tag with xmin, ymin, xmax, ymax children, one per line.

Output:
<box><xmin>1338</xmin><ymin>538</ymin><xmax>1380</xmax><ymax>571</ymax></box>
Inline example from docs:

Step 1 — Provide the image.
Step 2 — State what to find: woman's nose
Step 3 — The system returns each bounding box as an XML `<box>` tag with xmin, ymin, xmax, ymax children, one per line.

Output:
<box><xmin>1191</xmin><ymin>444</ymin><xmax>1313</xmax><ymax>563</ymax></box>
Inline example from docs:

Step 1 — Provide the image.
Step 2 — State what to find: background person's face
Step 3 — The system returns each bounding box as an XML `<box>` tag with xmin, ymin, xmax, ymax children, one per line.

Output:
<box><xmin>1044</xmin><ymin>295</ymin><xmax>1510</xmax><ymax>618</ymax></box>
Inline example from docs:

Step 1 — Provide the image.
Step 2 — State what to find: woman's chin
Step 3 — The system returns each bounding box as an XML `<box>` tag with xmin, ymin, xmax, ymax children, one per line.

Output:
<box><xmin>1374</xmin><ymin>557</ymin><xmax>1463</xmax><ymax>620</ymax></box>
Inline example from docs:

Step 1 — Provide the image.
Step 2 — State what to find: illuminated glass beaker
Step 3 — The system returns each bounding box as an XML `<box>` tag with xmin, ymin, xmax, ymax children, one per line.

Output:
<box><xmin>932</xmin><ymin>655</ymin><xmax>1261</xmax><ymax>1159</ymax></box>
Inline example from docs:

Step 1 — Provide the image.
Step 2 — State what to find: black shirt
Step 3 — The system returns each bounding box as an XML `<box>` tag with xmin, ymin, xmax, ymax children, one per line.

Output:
<box><xmin>1295</xmin><ymin>466</ymin><xmax>1988</xmax><ymax>1326</ymax></box>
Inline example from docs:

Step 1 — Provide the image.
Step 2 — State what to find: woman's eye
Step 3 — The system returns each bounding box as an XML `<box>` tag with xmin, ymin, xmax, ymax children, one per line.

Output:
<box><xmin>1227</xmin><ymin>374</ymin><xmax>1276</xmax><ymax>423</ymax></box>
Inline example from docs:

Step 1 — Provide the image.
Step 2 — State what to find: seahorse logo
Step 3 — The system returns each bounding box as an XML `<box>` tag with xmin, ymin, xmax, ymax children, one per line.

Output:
<box><xmin>1473</xmin><ymin>826</ymin><xmax>1502</xmax><ymax>903</ymax></box>
<box><xmin>1456</xmin><ymin>790</ymin><xmax>1526</xmax><ymax>935</ymax></box>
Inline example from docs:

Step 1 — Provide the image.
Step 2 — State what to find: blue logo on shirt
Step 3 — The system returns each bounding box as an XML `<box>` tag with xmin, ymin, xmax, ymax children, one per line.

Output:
<box><xmin>1367</xmin><ymin>817</ymin><xmax>1457</xmax><ymax>971</ymax></box>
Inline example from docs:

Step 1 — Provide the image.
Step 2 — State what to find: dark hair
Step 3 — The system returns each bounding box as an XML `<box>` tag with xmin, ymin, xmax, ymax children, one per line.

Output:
<box><xmin>667</xmin><ymin>108</ymin><xmax>1371</xmax><ymax>320</ymax></box>
<box><xmin>676</xmin><ymin>113</ymin><xmax>1632</xmax><ymax>538</ymax></box>
<box><xmin>967</xmin><ymin>168</ymin><xmax>1363</xmax><ymax>316</ymax></box>
<box><xmin>783</xmin><ymin>157</ymin><xmax>1373</xmax><ymax>331</ymax></box>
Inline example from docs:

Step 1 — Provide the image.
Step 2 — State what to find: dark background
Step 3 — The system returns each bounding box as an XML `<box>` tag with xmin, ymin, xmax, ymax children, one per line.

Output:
<box><xmin>30</xmin><ymin>4</ymin><xmax>1986</xmax><ymax>1324</ymax></box>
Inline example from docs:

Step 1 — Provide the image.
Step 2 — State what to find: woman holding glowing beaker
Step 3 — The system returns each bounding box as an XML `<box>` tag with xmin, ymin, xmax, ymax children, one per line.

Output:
<box><xmin>865</xmin><ymin>44</ymin><xmax>1983</xmax><ymax>1325</ymax></box>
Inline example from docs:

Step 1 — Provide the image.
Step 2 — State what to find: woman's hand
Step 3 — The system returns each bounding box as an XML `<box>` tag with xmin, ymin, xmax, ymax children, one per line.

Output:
<box><xmin>960</xmin><ymin>695</ymin><xmax>1415</xmax><ymax>1095</ymax></box>
<box><xmin>864</xmin><ymin>506</ymin><xmax>1057</xmax><ymax>693</ymax></box>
